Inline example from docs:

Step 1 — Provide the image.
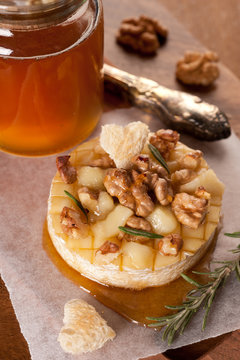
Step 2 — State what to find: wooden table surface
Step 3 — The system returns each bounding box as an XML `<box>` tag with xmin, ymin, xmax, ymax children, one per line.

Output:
<box><xmin>1</xmin><ymin>0</ymin><xmax>240</xmax><ymax>359</ymax></box>
<box><xmin>159</xmin><ymin>0</ymin><xmax>240</xmax><ymax>81</ymax></box>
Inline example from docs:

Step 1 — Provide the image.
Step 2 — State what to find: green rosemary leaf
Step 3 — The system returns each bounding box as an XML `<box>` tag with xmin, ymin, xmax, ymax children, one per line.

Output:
<box><xmin>146</xmin><ymin>314</ymin><xmax>177</xmax><ymax>321</ymax></box>
<box><xmin>235</xmin><ymin>262</ymin><xmax>240</xmax><ymax>281</ymax></box>
<box><xmin>186</xmin><ymin>290</ymin><xmax>199</xmax><ymax>297</ymax></box>
<box><xmin>230</xmin><ymin>244</ymin><xmax>240</xmax><ymax>254</ymax></box>
<box><xmin>206</xmin><ymin>287</ymin><xmax>217</xmax><ymax>309</ymax></box>
<box><xmin>179</xmin><ymin>311</ymin><xmax>194</xmax><ymax>335</ymax></box>
<box><xmin>64</xmin><ymin>190</ymin><xmax>88</xmax><ymax>221</ymax></box>
<box><xmin>221</xmin><ymin>271</ymin><xmax>231</xmax><ymax>287</ymax></box>
<box><xmin>147</xmin><ymin>322</ymin><xmax>165</xmax><ymax>327</ymax></box>
<box><xmin>198</xmin><ymin>283</ymin><xmax>213</xmax><ymax>289</ymax></box>
<box><xmin>202</xmin><ymin>305</ymin><xmax>211</xmax><ymax>331</ymax></box>
<box><xmin>182</xmin><ymin>298</ymin><xmax>193</xmax><ymax>303</ymax></box>
<box><xmin>192</xmin><ymin>270</ymin><xmax>215</xmax><ymax>276</ymax></box>
<box><xmin>224</xmin><ymin>231</ymin><xmax>240</xmax><ymax>238</ymax></box>
<box><xmin>173</xmin><ymin>310</ymin><xmax>189</xmax><ymax>331</ymax></box>
<box><xmin>168</xmin><ymin>324</ymin><xmax>177</xmax><ymax>345</ymax></box>
<box><xmin>212</xmin><ymin>260</ymin><xmax>233</xmax><ymax>265</ymax></box>
<box><xmin>148</xmin><ymin>143</ymin><xmax>170</xmax><ymax>174</ymax></box>
<box><xmin>146</xmin><ymin>239</ymin><xmax>240</xmax><ymax>345</ymax></box>
<box><xmin>162</xmin><ymin>321</ymin><xmax>175</xmax><ymax>343</ymax></box>
<box><xmin>165</xmin><ymin>305</ymin><xmax>186</xmax><ymax>310</ymax></box>
<box><xmin>181</xmin><ymin>273</ymin><xmax>202</xmax><ymax>288</ymax></box>
<box><xmin>118</xmin><ymin>226</ymin><xmax>163</xmax><ymax>239</ymax></box>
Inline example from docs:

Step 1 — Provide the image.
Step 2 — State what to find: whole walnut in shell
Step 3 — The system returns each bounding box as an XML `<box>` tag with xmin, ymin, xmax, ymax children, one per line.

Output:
<box><xmin>176</xmin><ymin>51</ymin><xmax>220</xmax><ymax>86</ymax></box>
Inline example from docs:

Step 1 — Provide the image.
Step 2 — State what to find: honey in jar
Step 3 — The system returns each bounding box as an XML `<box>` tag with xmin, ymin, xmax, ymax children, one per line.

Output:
<box><xmin>0</xmin><ymin>0</ymin><xmax>103</xmax><ymax>156</ymax></box>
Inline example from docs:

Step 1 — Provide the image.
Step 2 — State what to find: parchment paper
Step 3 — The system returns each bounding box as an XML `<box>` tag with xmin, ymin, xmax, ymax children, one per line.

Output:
<box><xmin>1</xmin><ymin>108</ymin><xmax>240</xmax><ymax>360</ymax></box>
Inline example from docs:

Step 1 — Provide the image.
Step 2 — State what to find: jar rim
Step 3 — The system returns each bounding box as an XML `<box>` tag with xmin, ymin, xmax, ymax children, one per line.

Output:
<box><xmin>0</xmin><ymin>0</ymin><xmax>101</xmax><ymax>60</ymax></box>
<box><xmin>0</xmin><ymin>0</ymin><xmax>88</xmax><ymax>29</ymax></box>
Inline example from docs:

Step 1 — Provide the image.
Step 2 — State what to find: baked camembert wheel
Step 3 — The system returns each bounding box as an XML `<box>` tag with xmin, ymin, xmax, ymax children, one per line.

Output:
<box><xmin>47</xmin><ymin>122</ymin><xmax>224</xmax><ymax>290</ymax></box>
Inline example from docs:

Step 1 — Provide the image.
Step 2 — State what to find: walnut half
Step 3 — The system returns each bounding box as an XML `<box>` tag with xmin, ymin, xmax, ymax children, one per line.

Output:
<box><xmin>104</xmin><ymin>168</ymin><xmax>155</xmax><ymax>217</ymax></box>
<box><xmin>97</xmin><ymin>241</ymin><xmax>120</xmax><ymax>255</ymax></box>
<box><xmin>176</xmin><ymin>51</ymin><xmax>219</xmax><ymax>86</ymax></box>
<box><xmin>171</xmin><ymin>191</ymin><xmax>209</xmax><ymax>229</ymax></box>
<box><xmin>131</xmin><ymin>154</ymin><xmax>172</xmax><ymax>206</ymax></box>
<box><xmin>56</xmin><ymin>156</ymin><xmax>77</xmax><ymax>184</ymax></box>
<box><xmin>158</xmin><ymin>233</ymin><xmax>183</xmax><ymax>256</ymax></box>
<box><xmin>60</xmin><ymin>206</ymin><xmax>88</xmax><ymax>236</ymax></box>
<box><xmin>149</xmin><ymin>129</ymin><xmax>179</xmax><ymax>160</ymax></box>
<box><xmin>131</xmin><ymin>154</ymin><xmax>168</xmax><ymax>178</ymax></box>
<box><xmin>116</xmin><ymin>15</ymin><xmax>168</xmax><ymax>55</ymax></box>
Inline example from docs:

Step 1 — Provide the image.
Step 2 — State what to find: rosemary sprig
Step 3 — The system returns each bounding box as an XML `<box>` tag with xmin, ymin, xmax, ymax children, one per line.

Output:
<box><xmin>118</xmin><ymin>226</ymin><xmax>163</xmax><ymax>239</ymax></box>
<box><xmin>64</xmin><ymin>190</ymin><xmax>88</xmax><ymax>222</ymax></box>
<box><xmin>229</xmin><ymin>244</ymin><xmax>240</xmax><ymax>254</ymax></box>
<box><xmin>224</xmin><ymin>231</ymin><xmax>240</xmax><ymax>238</ymax></box>
<box><xmin>147</xmin><ymin>232</ymin><xmax>240</xmax><ymax>345</ymax></box>
<box><xmin>148</xmin><ymin>143</ymin><xmax>170</xmax><ymax>174</ymax></box>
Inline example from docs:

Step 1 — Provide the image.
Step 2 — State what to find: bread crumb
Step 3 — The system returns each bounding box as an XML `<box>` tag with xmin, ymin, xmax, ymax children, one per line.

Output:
<box><xmin>58</xmin><ymin>299</ymin><xmax>116</xmax><ymax>354</ymax></box>
<box><xmin>100</xmin><ymin>122</ymin><xmax>149</xmax><ymax>169</ymax></box>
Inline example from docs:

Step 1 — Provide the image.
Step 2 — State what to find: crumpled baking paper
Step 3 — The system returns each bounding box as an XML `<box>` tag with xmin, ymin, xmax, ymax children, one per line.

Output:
<box><xmin>0</xmin><ymin>108</ymin><xmax>240</xmax><ymax>360</ymax></box>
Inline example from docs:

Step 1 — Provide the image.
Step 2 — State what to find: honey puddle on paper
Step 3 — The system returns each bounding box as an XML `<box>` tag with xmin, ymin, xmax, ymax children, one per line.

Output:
<box><xmin>43</xmin><ymin>221</ymin><xmax>216</xmax><ymax>326</ymax></box>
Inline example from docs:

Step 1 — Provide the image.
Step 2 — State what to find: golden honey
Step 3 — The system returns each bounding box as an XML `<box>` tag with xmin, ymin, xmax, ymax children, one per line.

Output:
<box><xmin>0</xmin><ymin>0</ymin><xmax>103</xmax><ymax>156</ymax></box>
<box><xmin>43</xmin><ymin>220</ymin><xmax>215</xmax><ymax>326</ymax></box>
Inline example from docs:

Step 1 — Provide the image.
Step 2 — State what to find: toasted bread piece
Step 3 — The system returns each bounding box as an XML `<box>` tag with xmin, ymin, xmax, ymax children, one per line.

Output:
<box><xmin>100</xmin><ymin>122</ymin><xmax>149</xmax><ymax>169</ymax></box>
<box><xmin>58</xmin><ymin>299</ymin><xmax>115</xmax><ymax>354</ymax></box>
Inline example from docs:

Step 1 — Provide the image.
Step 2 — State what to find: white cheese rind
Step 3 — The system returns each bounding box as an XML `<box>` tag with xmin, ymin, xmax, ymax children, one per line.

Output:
<box><xmin>48</xmin><ymin>208</ymin><xmax>216</xmax><ymax>290</ymax></box>
<box><xmin>47</xmin><ymin>133</ymin><xmax>223</xmax><ymax>290</ymax></box>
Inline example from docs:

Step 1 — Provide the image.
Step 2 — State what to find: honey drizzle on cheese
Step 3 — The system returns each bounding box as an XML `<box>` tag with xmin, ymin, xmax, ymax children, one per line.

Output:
<box><xmin>43</xmin><ymin>220</ymin><xmax>217</xmax><ymax>326</ymax></box>
<box><xmin>48</xmin><ymin>137</ymin><xmax>222</xmax><ymax>273</ymax></box>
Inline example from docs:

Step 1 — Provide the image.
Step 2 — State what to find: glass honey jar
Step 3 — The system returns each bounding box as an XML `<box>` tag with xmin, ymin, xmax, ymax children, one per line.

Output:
<box><xmin>0</xmin><ymin>0</ymin><xmax>103</xmax><ymax>156</ymax></box>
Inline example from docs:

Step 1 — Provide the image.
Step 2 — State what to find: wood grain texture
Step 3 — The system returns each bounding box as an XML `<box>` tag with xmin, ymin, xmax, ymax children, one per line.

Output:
<box><xmin>1</xmin><ymin>0</ymin><xmax>240</xmax><ymax>359</ymax></box>
<box><xmin>0</xmin><ymin>277</ymin><xmax>31</xmax><ymax>360</ymax></box>
<box><xmin>199</xmin><ymin>329</ymin><xmax>240</xmax><ymax>360</ymax></box>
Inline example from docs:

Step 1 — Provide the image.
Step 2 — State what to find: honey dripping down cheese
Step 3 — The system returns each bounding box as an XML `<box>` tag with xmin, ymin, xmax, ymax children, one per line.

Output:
<box><xmin>47</xmin><ymin>131</ymin><xmax>224</xmax><ymax>290</ymax></box>
<box><xmin>45</xmin><ymin>122</ymin><xmax>224</xmax><ymax>324</ymax></box>
<box><xmin>43</xmin><ymin>221</ymin><xmax>217</xmax><ymax>326</ymax></box>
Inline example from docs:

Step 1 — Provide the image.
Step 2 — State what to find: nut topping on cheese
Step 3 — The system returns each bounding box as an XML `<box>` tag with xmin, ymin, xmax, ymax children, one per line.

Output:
<box><xmin>171</xmin><ymin>191</ymin><xmax>209</xmax><ymax>229</ymax></box>
<box><xmin>60</xmin><ymin>206</ymin><xmax>88</xmax><ymax>236</ymax></box>
<box><xmin>149</xmin><ymin>129</ymin><xmax>179</xmax><ymax>160</ymax></box>
<box><xmin>98</xmin><ymin>240</ymin><xmax>120</xmax><ymax>254</ymax></box>
<box><xmin>159</xmin><ymin>233</ymin><xmax>183</xmax><ymax>256</ymax></box>
<box><xmin>48</xmin><ymin>122</ymin><xmax>224</xmax><ymax>289</ymax></box>
<box><xmin>118</xmin><ymin>215</ymin><xmax>152</xmax><ymax>243</ymax></box>
<box><xmin>179</xmin><ymin>150</ymin><xmax>203</xmax><ymax>170</ymax></box>
<box><xmin>56</xmin><ymin>156</ymin><xmax>77</xmax><ymax>184</ymax></box>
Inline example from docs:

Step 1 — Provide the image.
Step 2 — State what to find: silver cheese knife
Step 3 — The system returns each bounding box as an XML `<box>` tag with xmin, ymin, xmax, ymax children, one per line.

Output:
<box><xmin>104</xmin><ymin>63</ymin><xmax>231</xmax><ymax>141</ymax></box>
